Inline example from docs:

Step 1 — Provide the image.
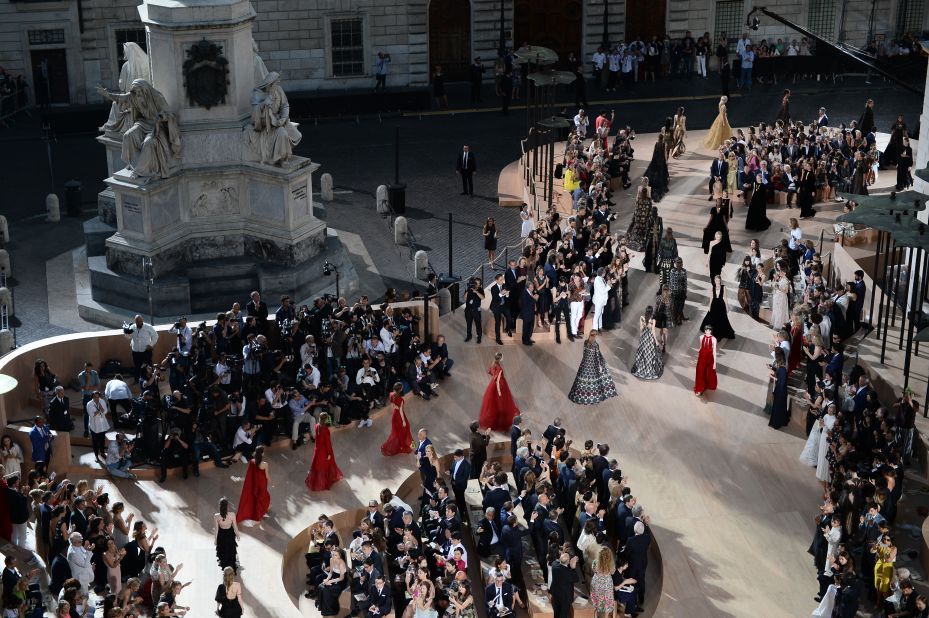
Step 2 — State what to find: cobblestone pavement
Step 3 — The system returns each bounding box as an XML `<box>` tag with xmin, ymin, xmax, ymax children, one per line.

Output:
<box><xmin>0</xmin><ymin>78</ymin><xmax>922</xmax><ymax>344</ymax></box>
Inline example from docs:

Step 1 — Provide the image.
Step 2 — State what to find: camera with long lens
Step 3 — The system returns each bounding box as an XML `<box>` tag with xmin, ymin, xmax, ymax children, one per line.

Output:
<box><xmin>122</xmin><ymin>322</ymin><xmax>134</xmax><ymax>335</ymax></box>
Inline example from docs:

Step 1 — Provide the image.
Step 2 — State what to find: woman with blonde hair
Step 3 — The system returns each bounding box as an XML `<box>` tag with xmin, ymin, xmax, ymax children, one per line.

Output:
<box><xmin>589</xmin><ymin>546</ymin><xmax>616</xmax><ymax>617</ymax></box>
<box><xmin>704</xmin><ymin>96</ymin><xmax>733</xmax><ymax>150</ymax></box>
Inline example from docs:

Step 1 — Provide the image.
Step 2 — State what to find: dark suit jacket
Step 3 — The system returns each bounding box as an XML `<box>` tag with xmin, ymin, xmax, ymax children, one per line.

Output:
<box><xmin>482</xmin><ymin>487</ymin><xmax>509</xmax><ymax>519</ymax></box>
<box><xmin>484</xmin><ymin>582</ymin><xmax>515</xmax><ymax>615</ymax></box>
<box><xmin>366</xmin><ymin>582</ymin><xmax>392</xmax><ymax>617</ymax></box>
<box><xmin>450</xmin><ymin>458</ymin><xmax>471</xmax><ymax>493</ymax></box>
<box><xmin>456</xmin><ymin>151</ymin><xmax>477</xmax><ymax>174</ymax></box>
<box><xmin>49</xmin><ymin>554</ymin><xmax>71</xmax><ymax>597</ymax></box>
<box><xmin>69</xmin><ymin>508</ymin><xmax>88</xmax><ymax>536</ymax></box>
<box><xmin>470</xmin><ymin>430</ymin><xmax>489</xmax><ymax>463</ymax></box>
<box><xmin>490</xmin><ymin>283</ymin><xmax>507</xmax><ymax>312</ymax></box>
<box><xmin>476</xmin><ymin>517</ymin><xmax>500</xmax><ymax>556</ymax></box>
<box><xmin>549</xmin><ymin>562</ymin><xmax>579</xmax><ymax>602</ymax></box>
<box><xmin>710</xmin><ymin>159</ymin><xmax>728</xmax><ymax>180</ymax></box>
<box><xmin>47</xmin><ymin>396</ymin><xmax>73</xmax><ymax>431</ymax></box>
<box><xmin>624</xmin><ymin>531</ymin><xmax>651</xmax><ymax>576</ymax></box>
<box><xmin>852</xmin><ymin>280</ymin><xmax>866</xmax><ymax>316</ymax></box>
<box><xmin>500</xmin><ymin>523</ymin><xmax>523</xmax><ymax>562</ymax></box>
<box><xmin>405</xmin><ymin>364</ymin><xmax>424</xmax><ymax>394</ymax></box>
<box><xmin>520</xmin><ymin>289</ymin><xmax>537</xmax><ymax>319</ymax></box>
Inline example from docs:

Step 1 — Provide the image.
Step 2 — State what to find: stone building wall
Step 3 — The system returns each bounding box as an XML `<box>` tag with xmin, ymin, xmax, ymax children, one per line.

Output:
<box><xmin>0</xmin><ymin>0</ymin><xmax>925</xmax><ymax>105</ymax></box>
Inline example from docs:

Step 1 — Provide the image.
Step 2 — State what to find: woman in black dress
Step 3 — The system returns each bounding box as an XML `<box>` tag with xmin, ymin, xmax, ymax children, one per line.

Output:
<box><xmin>432</xmin><ymin>65</ymin><xmax>447</xmax><ymax>108</ymax></box>
<box><xmin>483</xmin><ymin>217</ymin><xmax>497</xmax><ymax>265</ymax></box>
<box><xmin>745</xmin><ymin>173</ymin><xmax>771</xmax><ymax>231</ymax></box>
<box><xmin>777</xmin><ymin>89</ymin><xmax>790</xmax><ymax>125</ymax></box>
<box><xmin>317</xmin><ymin>548</ymin><xmax>347</xmax><ymax>616</ymax></box>
<box><xmin>803</xmin><ymin>332</ymin><xmax>825</xmax><ymax>399</ymax></box>
<box><xmin>642</xmin><ymin>207</ymin><xmax>662</xmax><ymax>273</ymax></box>
<box><xmin>654</xmin><ymin>285</ymin><xmax>671</xmax><ymax>352</ymax></box>
<box><xmin>706</xmin><ymin>231</ymin><xmax>728</xmax><ymax>281</ymax></box>
<box><xmin>215</xmin><ymin>567</ymin><xmax>243</xmax><ymax>618</ymax></box>
<box><xmin>699</xmin><ymin>275</ymin><xmax>735</xmax><ymax>340</ymax></box>
<box><xmin>850</xmin><ymin>151</ymin><xmax>869</xmax><ymax>196</ymax></box>
<box><xmin>796</xmin><ymin>161</ymin><xmax>817</xmax><ymax>219</ymax></box>
<box><xmin>701</xmin><ymin>206</ymin><xmax>731</xmax><ymax>254</ymax></box>
<box><xmin>643</xmin><ymin>122</ymin><xmax>671</xmax><ymax>202</ymax></box>
<box><xmin>881</xmin><ymin>114</ymin><xmax>907</xmax><ymax>168</ymax></box>
<box><xmin>896</xmin><ymin>136</ymin><xmax>913</xmax><ymax>190</ymax></box>
<box><xmin>214</xmin><ymin>498</ymin><xmax>240</xmax><ymax>572</ymax></box>
<box><xmin>768</xmin><ymin>347</ymin><xmax>790</xmax><ymax>429</ymax></box>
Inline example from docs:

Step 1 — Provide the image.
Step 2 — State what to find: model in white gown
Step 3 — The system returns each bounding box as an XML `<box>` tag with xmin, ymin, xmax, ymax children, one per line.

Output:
<box><xmin>520</xmin><ymin>206</ymin><xmax>535</xmax><ymax>238</ymax></box>
<box><xmin>770</xmin><ymin>274</ymin><xmax>790</xmax><ymax>330</ymax></box>
<box><xmin>815</xmin><ymin>411</ymin><xmax>837</xmax><ymax>483</ymax></box>
<box><xmin>811</xmin><ymin>583</ymin><xmax>837</xmax><ymax>617</ymax></box>
<box><xmin>799</xmin><ymin>417</ymin><xmax>822</xmax><ymax>467</ymax></box>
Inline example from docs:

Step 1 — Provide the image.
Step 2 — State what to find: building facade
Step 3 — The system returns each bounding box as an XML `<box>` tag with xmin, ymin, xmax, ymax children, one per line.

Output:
<box><xmin>1</xmin><ymin>0</ymin><xmax>926</xmax><ymax>105</ymax></box>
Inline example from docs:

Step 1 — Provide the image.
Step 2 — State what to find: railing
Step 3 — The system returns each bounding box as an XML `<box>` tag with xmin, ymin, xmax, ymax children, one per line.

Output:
<box><xmin>463</xmin><ymin>238</ymin><xmax>527</xmax><ymax>287</ymax></box>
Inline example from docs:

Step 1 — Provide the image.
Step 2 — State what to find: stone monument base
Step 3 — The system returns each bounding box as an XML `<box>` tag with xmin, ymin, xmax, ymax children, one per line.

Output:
<box><xmin>83</xmin><ymin>228</ymin><xmax>358</xmax><ymax>320</ymax></box>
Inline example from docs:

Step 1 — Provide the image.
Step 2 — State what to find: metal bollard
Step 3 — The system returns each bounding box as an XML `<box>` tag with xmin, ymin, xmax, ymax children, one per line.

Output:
<box><xmin>394</xmin><ymin>216</ymin><xmax>408</xmax><ymax>245</ymax></box>
<box><xmin>437</xmin><ymin>288</ymin><xmax>451</xmax><ymax>315</ymax></box>
<box><xmin>0</xmin><ymin>216</ymin><xmax>8</xmax><ymax>244</ymax></box>
<box><xmin>414</xmin><ymin>250</ymin><xmax>429</xmax><ymax>280</ymax></box>
<box><xmin>320</xmin><ymin>173</ymin><xmax>334</xmax><ymax>201</ymax></box>
<box><xmin>0</xmin><ymin>250</ymin><xmax>10</xmax><ymax>277</ymax></box>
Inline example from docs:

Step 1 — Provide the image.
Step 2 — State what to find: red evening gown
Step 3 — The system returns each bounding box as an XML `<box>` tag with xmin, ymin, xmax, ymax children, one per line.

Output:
<box><xmin>306</xmin><ymin>423</ymin><xmax>343</xmax><ymax>491</ymax></box>
<box><xmin>694</xmin><ymin>334</ymin><xmax>718</xmax><ymax>394</ymax></box>
<box><xmin>787</xmin><ymin>325</ymin><xmax>803</xmax><ymax>374</ymax></box>
<box><xmin>478</xmin><ymin>363</ymin><xmax>520</xmax><ymax>432</ymax></box>
<box><xmin>381</xmin><ymin>393</ymin><xmax>414</xmax><ymax>456</ymax></box>
<box><xmin>236</xmin><ymin>461</ymin><xmax>270</xmax><ymax>524</ymax></box>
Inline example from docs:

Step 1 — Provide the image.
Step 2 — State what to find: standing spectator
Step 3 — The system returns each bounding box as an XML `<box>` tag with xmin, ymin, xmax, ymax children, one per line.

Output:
<box><xmin>246</xmin><ymin>291</ymin><xmax>268</xmax><ymax>332</ymax></box>
<box><xmin>738</xmin><ymin>44</ymin><xmax>754</xmax><ymax>90</ymax></box>
<box><xmin>374</xmin><ymin>52</ymin><xmax>390</xmax><ymax>90</ymax></box>
<box><xmin>573</xmin><ymin>64</ymin><xmax>587</xmax><ymax>109</ymax></box>
<box><xmin>76</xmin><ymin>362</ymin><xmax>100</xmax><ymax>437</ymax></box>
<box><xmin>606</xmin><ymin>47</ymin><xmax>621</xmax><ymax>91</ymax></box>
<box><xmin>680</xmin><ymin>31</ymin><xmax>695</xmax><ymax>78</ymax></box>
<box><xmin>463</xmin><ymin>277</ymin><xmax>484</xmax><ymax>343</ymax></box>
<box><xmin>573</xmin><ymin>109</ymin><xmax>589</xmax><ymax>140</ymax></box>
<box><xmin>696</xmin><ymin>35</ymin><xmax>708</xmax><ymax>78</ymax></box>
<box><xmin>456</xmin><ymin>145</ymin><xmax>476</xmax><ymax>197</ymax></box>
<box><xmin>66</xmin><ymin>532</ymin><xmax>94</xmax><ymax>594</ymax></box>
<box><xmin>719</xmin><ymin>56</ymin><xmax>731</xmax><ymax>97</ymax></box>
<box><xmin>591</xmin><ymin>47</ymin><xmax>606</xmax><ymax>88</ymax></box>
<box><xmin>86</xmin><ymin>391</ymin><xmax>110</xmax><ymax>463</ymax></box>
<box><xmin>28</xmin><ymin>416</ymin><xmax>52</xmax><ymax>474</ymax></box>
<box><xmin>469</xmin><ymin>57</ymin><xmax>484</xmax><ymax>103</ymax></box>
<box><xmin>5</xmin><ymin>476</ymin><xmax>29</xmax><ymax>548</ymax></box>
<box><xmin>124</xmin><ymin>315</ymin><xmax>158</xmax><ymax>383</ymax></box>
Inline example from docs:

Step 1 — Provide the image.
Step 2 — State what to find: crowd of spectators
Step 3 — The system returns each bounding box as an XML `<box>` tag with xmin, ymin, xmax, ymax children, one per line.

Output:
<box><xmin>0</xmin><ymin>67</ymin><xmax>28</xmax><ymax>127</ymax></box>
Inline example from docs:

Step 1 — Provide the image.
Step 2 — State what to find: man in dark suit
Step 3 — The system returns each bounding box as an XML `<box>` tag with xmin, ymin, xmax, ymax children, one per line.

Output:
<box><xmin>366</xmin><ymin>573</ymin><xmax>392</xmax><ymax>618</ymax></box>
<box><xmin>549</xmin><ymin>552</ymin><xmax>579</xmax><ymax>618</ymax></box>
<box><xmin>69</xmin><ymin>497</ymin><xmax>89</xmax><ymax>536</ymax></box>
<box><xmin>591</xmin><ymin>443</ymin><xmax>610</xmax><ymax>504</ymax></box>
<box><xmin>415</xmin><ymin>429</ymin><xmax>432</xmax><ymax>485</ymax></box>
<box><xmin>484</xmin><ymin>573</ymin><xmax>515</xmax><ymax>618</ymax></box>
<box><xmin>349</xmin><ymin>558</ymin><xmax>382</xmax><ymax>616</ymax></box>
<box><xmin>246</xmin><ymin>291</ymin><xmax>269</xmax><ymax>332</ymax></box>
<box><xmin>47</xmin><ymin>386</ymin><xmax>74</xmax><ymax>432</ymax></box>
<box><xmin>447</xmin><ymin>449</ymin><xmax>471</xmax><ymax>517</ymax></box>
<box><xmin>623</xmin><ymin>520</ymin><xmax>651</xmax><ymax>604</ymax></box>
<box><xmin>469</xmin><ymin>58</ymin><xmax>484</xmax><ymax>104</ymax></box>
<box><xmin>489</xmin><ymin>273</ymin><xmax>512</xmax><ymax>344</ymax></box>
<box><xmin>520</xmin><ymin>282</ymin><xmax>538</xmax><ymax>345</ymax></box>
<box><xmin>709</xmin><ymin>151</ymin><xmax>728</xmax><ymax>198</ymax></box>
<box><xmin>456</xmin><ymin>144</ymin><xmax>477</xmax><ymax>196</ymax></box>
<box><xmin>469</xmin><ymin>421</ymin><xmax>490</xmax><ymax>479</ymax></box>
<box><xmin>482</xmin><ymin>472</ymin><xmax>510</xmax><ymax>521</ymax></box>
<box><xmin>542</xmin><ymin>418</ymin><xmax>562</xmax><ymax>454</ymax></box>
<box><xmin>851</xmin><ymin>270</ymin><xmax>866</xmax><ymax>331</ymax></box>
<box><xmin>509</xmin><ymin>415</ymin><xmax>522</xmax><ymax>462</ymax></box>
<box><xmin>463</xmin><ymin>277</ymin><xmax>484</xmax><ymax>343</ymax></box>
<box><xmin>503</xmin><ymin>261</ymin><xmax>520</xmax><ymax>332</ymax></box>
<box><xmin>475</xmin><ymin>507</ymin><xmax>501</xmax><ymax>557</ymax></box>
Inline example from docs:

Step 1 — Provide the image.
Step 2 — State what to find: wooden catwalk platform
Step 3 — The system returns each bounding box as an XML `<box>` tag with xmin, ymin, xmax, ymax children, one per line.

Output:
<box><xmin>76</xmin><ymin>129</ymin><xmax>908</xmax><ymax>618</ymax></box>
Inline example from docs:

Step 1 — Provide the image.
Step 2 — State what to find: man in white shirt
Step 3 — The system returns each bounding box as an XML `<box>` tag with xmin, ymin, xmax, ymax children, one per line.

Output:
<box><xmin>67</xmin><ymin>532</ymin><xmax>94</xmax><ymax>593</ymax></box>
<box><xmin>232</xmin><ymin>420</ymin><xmax>256</xmax><ymax>460</ymax></box>
<box><xmin>591</xmin><ymin>47</ymin><xmax>606</xmax><ymax>87</ymax></box>
<box><xmin>607</xmin><ymin>47</ymin><xmax>621</xmax><ymax>91</ymax></box>
<box><xmin>736</xmin><ymin>33</ymin><xmax>751</xmax><ymax>56</ymax></box>
<box><xmin>168</xmin><ymin>317</ymin><xmax>192</xmax><ymax>355</ymax></box>
<box><xmin>300</xmin><ymin>335</ymin><xmax>316</xmax><ymax>368</ymax></box>
<box><xmin>786</xmin><ymin>40</ymin><xmax>799</xmax><ymax>56</ymax></box>
<box><xmin>364</xmin><ymin>335</ymin><xmax>387</xmax><ymax>357</ymax></box>
<box><xmin>446</xmin><ymin>532</ymin><xmax>468</xmax><ymax>568</ymax></box>
<box><xmin>125</xmin><ymin>314</ymin><xmax>158</xmax><ymax>382</ymax></box>
<box><xmin>573</xmin><ymin>109</ymin><xmax>589</xmax><ymax>140</ymax></box>
<box><xmin>770</xmin><ymin>329</ymin><xmax>790</xmax><ymax>360</ymax></box>
<box><xmin>85</xmin><ymin>391</ymin><xmax>111</xmax><ymax>462</ymax></box>
<box><xmin>591</xmin><ymin>268</ymin><xmax>609</xmax><ymax>330</ymax></box>
<box><xmin>104</xmin><ymin>374</ymin><xmax>133</xmax><ymax>420</ymax></box>
<box><xmin>356</xmin><ymin>357</ymin><xmax>381</xmax><ymax>407</ymax></box>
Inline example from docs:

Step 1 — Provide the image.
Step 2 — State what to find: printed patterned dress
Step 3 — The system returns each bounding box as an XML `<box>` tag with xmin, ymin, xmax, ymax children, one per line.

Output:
<box><xmin>625</xmin><ymin>190</ymin><xmax>653</xmax><ymax>252</ymax></box>
<box><xmin>568</xmin><ymin>340</ymin><xmax>618</xmax><ymax>405</ymax></box>
<box><xmin>631</xmin><ymin>323</ymin><xmax>664</xmax><ymax>380</ymax></box>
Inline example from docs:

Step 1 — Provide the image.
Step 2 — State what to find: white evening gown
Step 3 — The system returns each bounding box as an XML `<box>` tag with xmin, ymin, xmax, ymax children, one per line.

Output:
<box><xmin>799</xmin><ymin>420</ymin><xmax>822</xmax><ymax>467</ymax></box>
<box><xmin>811</xmin><ymin>584</ymin><xmax>837</xmax><ymax>617</ymax></box>
<box><xmin>520</xmin><ymin>209</ymin><xmax>535</xmax><ymax>238</ymax></box>
<box><xmin>770</xmin><ymin>276</ymin><xmax>790</xmax><ymax>329</ymax></box>
<box><xmin>815</xmin><ymin>414</ymin><xmax>836</xmax><ymax>483</ymax></box>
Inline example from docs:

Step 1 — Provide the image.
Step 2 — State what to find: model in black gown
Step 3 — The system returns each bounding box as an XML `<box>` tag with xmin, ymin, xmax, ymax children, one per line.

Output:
<box><xmin>744</xmin><ymin>177</ymin><xmax>770</xmax><ymax>231</ymax></box>
<box><xmin>881</xmin><ymin>115</ymin><xmax>907</xmax><ymax>168</ymax></box>
<box><xmin>797</xmin><ymin>164</ymin><xmax>817</xmax><ymax>219</ymax></box>
<box><xmin>643</xmin><ymin>127</ymin><xmax>670</xmax><ymax>202</ymax></box>
<box><xmin>701</xmin><ymin>206</ymin><xmax>732</xmax><ymax>253</ymax></box>
<box><xmin>896</xmin><ymin>138</ymin><xmax>913</xmax><ymax>190</ymax></box>
<box><xmin>699</xmin><ymin>276</ymin><xmax>735</xmax><ymax>340</ymax></box>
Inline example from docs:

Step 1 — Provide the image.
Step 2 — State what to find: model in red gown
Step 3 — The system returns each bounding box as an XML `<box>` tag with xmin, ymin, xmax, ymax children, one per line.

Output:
<box><xmin>306</xmin><ymin>415</ymin><xmax>343</xmax><ymax>491</ymax></box>
<box><xmin>381</xmin><ymin>386</ymin><xmax>414</xmax><ymax>456</ymax></box>
<box><xmin>236</xmin><ymin>447</ymin><xmax>270</xmax><ymax>525</ymax></box>
<box><xmin>694</xmin><ymin>328</ymin><xmax>718</xmax><ymax>396</ymax></box>
<box><xmin>478</xmin><ymin>353</ymin><xmax>520</xmax><ymax>432</ymax></box>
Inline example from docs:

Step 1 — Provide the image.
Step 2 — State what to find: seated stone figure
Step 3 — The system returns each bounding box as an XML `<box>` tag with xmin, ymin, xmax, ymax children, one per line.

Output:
<box><xmin>96</xmin><ymin>79</ymin><xmax>181</xmax><ymax>181</ymax></box>
<box><xmin>245</xmin><ymin>71</ymin><xmax>302</xmax><ymax>166</ymax></box>
<box><xmin>101</xmin><ymin>42</ymin><xmax>151</xmax><ymax>137</ymax></box>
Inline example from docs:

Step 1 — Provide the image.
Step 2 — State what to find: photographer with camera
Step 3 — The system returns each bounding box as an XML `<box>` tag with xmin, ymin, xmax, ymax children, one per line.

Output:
<box><xmin>123</xmin><ymin>315</ymin><xmax>159</xmax><ymax>384</ymax></box>
<box><xmin>355</xmin><ymin>357</ymin><xmax>381</xmax><ymax>414</ymax></box>
<box><xmin>231</xmin><ymin>420</ymin><xmax>257</xmax><ymax>462</ymax></box>
<box><xmin>158</xmin><ymin>427</ymin><xmax>190</xmax><ymax>483</ymax></box>
<box><xmin>166</xmin><ymin>390</ymin><xmax>194</xmax><ymax>435</ymax></box>
<box><xmin>105</xmin><ymin>432</ymin><xmax>136</xmax><ymax>479</ymax></box>
<box><xmin>168</xmin><ymin>317</ymin><xmax>192</xmax><ymax>356</ymax></box>
<box><xmin>287</xmin><ymin>388</ymin><xmax>315</xmax><ymax>449</ymax></box>
<box><xmin>189</xmin><ymin>420</ymin><xmax>229</xmax><ymax>476</ymax></box>
<box><xmin>159</xmin><ymin>348</ymin><xmax>190</xmax><ymax>393</ymax></box>
<box><xmin>463</xmin><ymin>278</ymin><xmax>485</xmax><ymax>343</ymax></box>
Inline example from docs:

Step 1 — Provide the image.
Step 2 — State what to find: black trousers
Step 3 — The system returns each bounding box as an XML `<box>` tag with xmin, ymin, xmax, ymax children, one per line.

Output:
<box><xmin>492</xmin><ymin>307</ymin><xmax>511</xmax><ymax>340</ymax></box>
<box><xmin>90</xmin><ymin>431</ymin><xmax>106</xmax><ymax>458</ymax></box>
<box><xmin>131</xmin><ymin>350</ymin><xmax>152</xmax><ymax>382</ymax></box>
<box><xmin>465</xmin><ymin>308</ymin><xmax>482</xmax><ymax>340</ymax></box>
<box><xmin>521</xmin><ymin>315</ymin><xmax>534</xmax><ymax>344</ymax></box>
<box><xmin>552</xmin><ymin>303</ymin><xmax>572</xmax><ymax>343</ymax></box>
<box><xmin>460</xmin><ymin>172</ymin><xmax>473</xmax><ymax>195</ymax></box>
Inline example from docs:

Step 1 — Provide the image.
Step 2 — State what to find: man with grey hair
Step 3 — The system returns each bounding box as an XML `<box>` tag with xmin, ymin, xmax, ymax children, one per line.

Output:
<box><xmin>476</xmin><ymin>507</ymin><xmax>500</xmax><ymax>557</ymax></box>
<box><xmin>623</xmin><ymin>519</ymin><xmax>651</xmax><ymax>605</ymax></box>
<box><xmin>66</xmin><ymin>532</ymin><xmax>94</xmax><ymax>593</ymax></box>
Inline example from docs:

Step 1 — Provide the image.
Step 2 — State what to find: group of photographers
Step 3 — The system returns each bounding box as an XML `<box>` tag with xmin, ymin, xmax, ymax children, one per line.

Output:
<box><xmin>112</xmin><ymin>291</ymin><xmax>451</xmax><ymax>481</ymax></box>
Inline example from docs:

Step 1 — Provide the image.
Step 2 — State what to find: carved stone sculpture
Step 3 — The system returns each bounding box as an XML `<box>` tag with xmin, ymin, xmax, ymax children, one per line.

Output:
<box><xmin>101</xmin><ymin>43</ymin><xmax>151</xmax><ymax>137</ymax></box>
<box><xmin>182</xmin><ymin>39</ymin><xmax>230</xmax><ymax>109</ymax></box>
<box><xmin>96</xmin><ymin>79</ymin><xmax>181</xmax><ymax>181</ymax></box>
<box><xmin>244</xmin><ymin>71</ymin><xmax>301</xmax><ymax>166</ymax></box>
<box><xmin>252</xmin><ymin>39</ymin><xmax>269</xmax><ymax>87</ymax></box>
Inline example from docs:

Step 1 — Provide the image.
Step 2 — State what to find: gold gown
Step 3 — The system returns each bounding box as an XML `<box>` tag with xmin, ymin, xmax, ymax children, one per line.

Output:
<box><xmin>703</xmin><ymin>102</ymin><xmax>733</xmax><ymax>150</ymax></box>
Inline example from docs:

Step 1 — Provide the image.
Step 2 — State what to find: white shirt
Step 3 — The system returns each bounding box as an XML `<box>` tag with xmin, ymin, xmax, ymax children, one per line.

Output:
<box><xmin>573</xmin><ymin>114</ymin><xmax>588</xmax><ymax>136</ymax></box>
<box><xmin>105</xmin><ymin>441</ymin><xmax>124</xmax><ymax>466</ymax></box>
<box><xmin>788</xmin><ymin>227</ymin><xmax>802</xmax><ymax>250</ymax></box>
<box><xmin>300</xmin><ymin>342</ymin><xmax>315</xmax><ymax>368</ymax></box>
<box><xmin>608</xmin><ymin>52</ymin><xmax>621</xmax><ymax>71</ymax></box>
<box><xmin>592</xmin><ymin>52</ymin><xmax>606</xmax><ymax>69</ymax></box>
<box><xmin>356</xmin><ymin>366</ymin><xmax>379</xmax><ymax>387</ymax></box>
<box><xmin>104</xmin><ymin>379</ymin><xmax>132</xmax><ymax>400</ymax></box>
<box><xmin>302</xmin><ymin>365</ymin><xmax>321</xmax><ymax>388</ymax></box>
<box><xmin>126</xmin><ymin>322</ymin><xmax>158</xmax><ymax>353</ymax></box>
<box><xmin>736</xmin><ymin>37</ymin><xmax>751</xmax><ymax>55</ymax></box>
<box><xmin>388</xmin><ymin>495</ymin><xmax>413</xmax><ymax>514</ymax></box>
<box><xmin>214</xmin><ymin>362</ymin><xmax>231</xmax><ymax>385</ymax></box>
<box><xmin>67</xmin><ymin>544</ymin><xmax>94</xmax><ymax>587</ymax></box>
<box><xmin>592</xmin><ymin>276</ymin><xmax>608</xmax><ymax>305</ymax></box>
<box><xmin>86</xmin><ymin>398</ymin><xmax>110</xmax><ymax>434</ymax></box>
<box><xmin>379</xmin><ymin>327</ymin><xmax>397</xmax><ymax>353</ymax></box>
<box><xmin>233</xmin><ymin>426</ymin><xmax>252</xmax><ymax>449</ymax></box>
<box><xmin>169</xmin><ymin>324</ymin><xmax>193</xmax><ymax>354</ymax></box>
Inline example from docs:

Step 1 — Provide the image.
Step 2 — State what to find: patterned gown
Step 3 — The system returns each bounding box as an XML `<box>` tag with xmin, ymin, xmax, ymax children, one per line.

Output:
<box><xmin>625</xmin><ymin>193</ymin><xmax>654</xmax><ymax>252</ymax></box>
<box><xmin>568</xmin><ymin>340</ymin><xmax>618</xmax><ymax>405</ymax></box>
<box><xmin>631</xmin><ymin>324</ymin><xmax>663</xmax><ymax>380</ymax></box>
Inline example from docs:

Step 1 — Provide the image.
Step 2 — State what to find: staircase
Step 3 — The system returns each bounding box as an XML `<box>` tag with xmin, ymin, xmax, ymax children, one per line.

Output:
<box><xmin>185</xmin><ymin>258</ymin><xmax>260</xmax><ymax>314</ymax></box>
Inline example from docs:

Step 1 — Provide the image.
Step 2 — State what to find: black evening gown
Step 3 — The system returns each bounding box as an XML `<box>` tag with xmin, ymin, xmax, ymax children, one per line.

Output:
<box><xmin>699</xmin><ymin>284</ymin><xmax>735</xmax><ymax>340</ymax></box>
<box><xmin>708</xmin><ymin>242</ymin><xmax>727</xmax><ymax>281</ymax></box>
<box><xmin>745</xmin><ymin>182</ymin><xmax>770</xmax><ymax>231</ymax></box>
<box><xmin>216</xmin><ymin>525</ymin><xmax>238</xmax><ymax>571</ymax></box>
<box><xmin>318</xmin><ymin>576</ymin><xmax>345</xmax><ymax>616</ymax></box>
<box><xmin>851</xmin><ymin>164</ymin><xmax>869</xmax><ymax>196</ymax></box>
<box><xmin>881</xmin><ymin>121</ymin><xmax>907</xmax><ymax>167</ymax></box>
<box><xmin>643</xmin><ymin>138</ymin><xmax>670</xmax><ymax>202</ymax></box>
<box><xmin>768</xmin><ymin>366</ymin><xmax>790</xmax><ymax>429</ymax></box>
<box><xmin>896</xmin><ymin>146</ymin><xmax>913</xmax><ymax>190</ymax></box>
<box><xmin>701</xmin><ymin>210</ymin><xmax>732</xmax><ymax>254</ymax></box>
<box><xmin>215</xmin><ymin>585</ymin><xmax>243</xmax><ymax>618</ymax></box>
<box><xmin>859</xmin><ymin>106</ymin><xmax>875</xmax><ymax>134</ymax></box>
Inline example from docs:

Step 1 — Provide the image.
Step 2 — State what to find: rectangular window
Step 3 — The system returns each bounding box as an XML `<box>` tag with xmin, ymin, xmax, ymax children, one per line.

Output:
<box><xmin>330</xmin><ymin>18</ymin><xmax>364</xmax><ymax>77</ymax></box>
<box><xmin>897</xmin><ymin>0</ymin><xmax>927</xmax><ymax>35</ymax></box>
<box><xmin>715</xmin><ymin>1</ymin><xmax>744</xmax><ymax>51</ymax></box>
<box><xmin>115</xmin><ymin>29</ymin><xmax>147</xmax><ymax>66</ymax></box>
<box><xmin>807</xmin><ymin>0</ymin><xmax>837</xmax><ymax>40</ymax></box>
<box><xmin>28</xmin><ymin>29</ymin><xmax>65</xmax><ymax>46</ymax></box>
